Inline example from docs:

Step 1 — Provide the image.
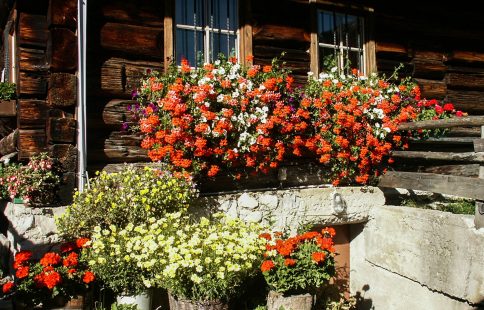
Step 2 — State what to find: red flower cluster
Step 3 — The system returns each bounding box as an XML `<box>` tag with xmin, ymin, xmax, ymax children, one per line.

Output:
<box><xmin>1</xmin><ymin>238</ymin><xmax>95</xmax><ymax>305</ymax></box>
<box><xmin>133</xmin><ymin>56</ymin><xmax>300</xmax><ymax>178</ymax></box>
<box><xmin>259</xmin><ymin>227</ymin><xmax>337</xmax><ymax>293</ymax></box>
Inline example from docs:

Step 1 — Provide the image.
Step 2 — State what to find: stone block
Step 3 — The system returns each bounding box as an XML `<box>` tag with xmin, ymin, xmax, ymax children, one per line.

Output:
<box><xmin>362</xmin><ymin>205</ymin><xmax>484</xmax><ymax>305</ymax></box>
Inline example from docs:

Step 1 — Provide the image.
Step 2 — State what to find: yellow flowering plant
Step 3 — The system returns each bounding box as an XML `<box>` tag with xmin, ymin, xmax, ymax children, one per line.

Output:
<box><xmin>86</xmin><ymin>212</ymin><xmax>187</xmax><ymax>295</ymax></box>
<box><xmin>56</xmin><ymin>165</ymin><xmax>196</xmax><ymax>239</ymax></box>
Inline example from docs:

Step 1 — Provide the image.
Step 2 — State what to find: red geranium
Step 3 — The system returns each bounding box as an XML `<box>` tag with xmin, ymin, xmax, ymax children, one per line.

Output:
<box><xmin>82</xmin><ymin>271</ymin><xmax>95</xmax><ymax>284</ymax></box>
<box><xmin>2</xmin><ymin>282</ymin><xmax>14</xmax><ymax>294</ymax></box>
<box><xmin>260</xmin><ymin>228</ymin><xmax>336</xmax><ymax>294</ymax></box>
<box><xmin>40</xmin><ymin>252</ymin><xmax>61</xmax><ymax>267</ymax></box>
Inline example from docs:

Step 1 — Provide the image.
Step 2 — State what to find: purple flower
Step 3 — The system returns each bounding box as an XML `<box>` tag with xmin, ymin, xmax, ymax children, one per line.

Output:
<box><xmin>131</xmin><ymin>89</ymin><xmax>139</xmax><ymax>99</ymax></box>
<box><xmin>121</xmin><ymin>122</ymin><xmax>129</xmax><ymax>131</ymax></box>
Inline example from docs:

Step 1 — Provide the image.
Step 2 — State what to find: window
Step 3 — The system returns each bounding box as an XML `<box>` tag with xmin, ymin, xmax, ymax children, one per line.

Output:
<box><xmin>317</xmin><ymin>10</ymin><xmax>365</xmax><ymax>74</ymax></box>
<box><xmin>175</xmin><ymin>0</ymin><xmax>238</xmax><ymax>65</ymax></box>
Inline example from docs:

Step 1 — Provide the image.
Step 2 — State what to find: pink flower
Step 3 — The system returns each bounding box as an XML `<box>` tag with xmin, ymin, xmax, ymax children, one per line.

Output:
<box><xmin>434</xmin><ymin>105</ymin><xmax>443</xmax><ymax>114</ymax></box>
<box><xmin>455</xmin><ymin>110</ymin><xmax>463</xmax><ymax>117</ymax></box>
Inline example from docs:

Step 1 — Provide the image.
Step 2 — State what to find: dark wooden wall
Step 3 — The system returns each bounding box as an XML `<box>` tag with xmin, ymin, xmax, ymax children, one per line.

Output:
<box><xmin>86</xmin><ymin>0</ymin><xmax>164</xmax><ymax>173</ymax></box>
<box><xmin>0</xmin><ymin>0</ymin><xmax>78</xmax><ymax>201</ymax></box>
<box><xmin>81</xmin><ymin>0</ymin><xmax>484</xmax><ymax>174</ymax></box>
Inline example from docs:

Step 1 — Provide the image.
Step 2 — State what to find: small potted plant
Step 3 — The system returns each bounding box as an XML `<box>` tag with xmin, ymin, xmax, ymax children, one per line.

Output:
<box><xmin>0</xmin><ymin>82</ymin><xmax>16</xmax><ymax>116</ymax></box>
<box><xmin>259</xmin><ymin>227</ymin><xmax>337</xmax><ymax>310</ymax></box>
<box><xmin>0</xmin><ymin>238</ymin><xmax>96</xmax><ymax>309</ymax></box>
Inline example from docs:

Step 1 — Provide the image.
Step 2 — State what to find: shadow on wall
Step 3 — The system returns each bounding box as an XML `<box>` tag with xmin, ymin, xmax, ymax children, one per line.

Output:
<box><xmin>354</xmin><ymin>284</ymin><xmax>373</xmax><ymax>310</ymax></box>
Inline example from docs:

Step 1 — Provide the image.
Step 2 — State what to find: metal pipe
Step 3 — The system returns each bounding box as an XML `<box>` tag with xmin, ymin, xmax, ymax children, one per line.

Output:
<box><xmin>77</xmin><ymin>0</ymin><xmax>87</xmax><ymax>191</ymax></box>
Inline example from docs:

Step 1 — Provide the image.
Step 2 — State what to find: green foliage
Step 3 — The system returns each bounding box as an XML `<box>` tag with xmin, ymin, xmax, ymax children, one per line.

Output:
<box><xmin>56</xmin><ymin>165</ymin><xmax>196</xmax><ymax>239</ymax></box>
<box><xmin>111</xmin><ymin>304</ymin><xmax>139</xmax><ymax>310</ymax></box>
<box><xmin>0</xmin><ymin>82</ymin><xmax>16</xmax><ymax>100</ymax></box>
<box><xmin>403</xmin><ymin>196</ymin><xmax>474</xmax><ymax>215</ymax></box>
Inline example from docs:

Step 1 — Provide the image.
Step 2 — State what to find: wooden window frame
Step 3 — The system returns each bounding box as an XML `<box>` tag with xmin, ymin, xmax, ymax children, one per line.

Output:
<box><xmin>309</xmin><ymin>0</ymin><xmax>376</xmax><ymax>76</ymax></box>
<box><xmin>164</xmin><ymin>0</ymin><xmax>252</xmax><ymax>70</ymax></box>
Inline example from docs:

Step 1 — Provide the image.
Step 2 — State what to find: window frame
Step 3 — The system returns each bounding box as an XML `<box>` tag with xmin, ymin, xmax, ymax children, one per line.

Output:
<box><xmin>309</xmin><ymin>1</ymin><xmax>375</xmax><ymax>76</ymax></box>
<box><xmin>164</xmin><ymin>0</ymin><xmax>252</xmax><ymax>69</ymax></box>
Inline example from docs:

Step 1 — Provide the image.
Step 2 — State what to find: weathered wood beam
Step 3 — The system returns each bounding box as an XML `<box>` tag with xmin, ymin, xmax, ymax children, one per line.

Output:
<box><xmin>379</xmin><ymin>171</ymin><xmax>484</xmax><ymax>200</ymax></box>
<box><xmin>18</xmin><ymin>100</ymin><xmax>48</xmax><ymax>128</ymax></box>
<box><xmin>447</xmin><ymin>90</ymin><xmax>484</xmax><ymax>114</ymax></box>
<box><xmin>446</xmin><ymin>72</ymin><xmax>484</xmax><ymax>91</ymax></box>
<box><xmin>48</xmin><ymin>144</ymin><xmax>77</xmax><ymax>172</ymax></box>
<box><xmin>474</xmin><ymin>139</ymin><xmax>484</xmax><ymax>152</ymax></box>
<box><xmin>391</xmin><ymin>150</ymin><xmax>484</xmax><ymax>164</ymax></box>
<box><xmin>103</xmin><ymin>99</ymin><xmax>136</xmax><ymax>126</ymax></box>
<box><xmin>18</xmin><ymin>129</ymin><xmax>46</xmax><ymax>159</ymax></box>
<box><xmin>47</xmin><ymin>73</ymin><xmax>77</xmax><ymax>107</ymax></box>
<box><xmin>253</xmin><ymin>24</ymin><xmax>310</xmax><ymax>43</ymax></box>
<box><xmin>397</xmin><ymin>116</ymin><xmax>484</xmax><ymax>131</ymax></box>
<box><xmin>47</xmin><ymin>117</ymin><xmax>76</xmax><ymax>143</ymax></box>
<box><xmin>19</xmin><ymin>48</ymin><xmax>49</xmax><ymax>72</ymax></box>
<box><xmin>446</xmin><ymin>51</ymin><xmax>484</xmax><ymax>64</ymax></box>
<box><xmin>102</xmin><ymin>131</ymin><xmax>149</xmax><ymax>163</ymax></box>
<box><xmin>100</xmin><ymin>58</ymin><xmax>162</xmax><ymax>98</ymax></box>
<box><xmin>414</xmin><ymin>78</ymin><xmax>447</xmax><ymax>99</ymax></box>
<box><xmin>102</xmin><ymin>1</ymin><xmax>163</xmax><ymax>27</ymax></box>
<box><xmin>47</xmin><ymin>0</ymin><xmax>77</xmax><ymax>29</ymax></box>
<box><xmin>422</xmin><ymin>164</ymin><xmax>479</xmax><ymax>178</ymax></box>
<box><xmin>100</xmin><ymin>22</ymin><xmax>163</xmax><ymax>59</ymax></box>
<box><xmin>0</xmin><ymin>129</ymin><xmax>18</xmax><ymax>156</ymax></box>
<box><xmin>0</xmin><ymin>100</ymin><xmax>16</xmax><ymax>117</ymax></box>
<box><xmin>47</xmin><ymin>28</ymin><xmax>77</xmax><ymax>72</ymax></box>
<box><xmin>412</xmin><ymin>60</ymin><xmax>446</xmax><ymax>79</ymax></box>
<box><xmin>19</xmin><ymin>71</ymin><xmax>48</xmax><ymax>96</ymax></box>
<box><xmin>375</xmin><ymin>42</ymin><xmax>409</xmax><ymax>56</ymax></box>
<box><xmin>18</xmin><ymin>13</ymin><xmax>48</xmax><ymax>48</ymax></box>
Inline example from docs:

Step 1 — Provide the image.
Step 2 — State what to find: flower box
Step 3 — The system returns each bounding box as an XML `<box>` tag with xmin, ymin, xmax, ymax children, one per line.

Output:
<box><xmin>0</xmin><ymin>99</ymin><xmax>16</xmax><ymax>117</ymax></box>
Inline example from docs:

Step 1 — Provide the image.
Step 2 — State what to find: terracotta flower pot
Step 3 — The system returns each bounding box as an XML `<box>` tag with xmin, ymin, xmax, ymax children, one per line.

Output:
<box><xmin>168</xmin><ymin>293</ymin><xmax>229</xmax><ymax>310</ymax></box>
<box><xmin>266</xmin><ymin>290</ymin><xmax>314</xmax><ymax>310</ymax></box>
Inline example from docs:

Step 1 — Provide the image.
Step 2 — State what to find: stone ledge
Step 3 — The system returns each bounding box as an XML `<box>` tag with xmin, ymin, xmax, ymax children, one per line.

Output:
<box><xmin>363</xmin><ymin>205</ymin><xmax>484</xmax><ymax>304</ymax></box>
<box><xmin>193</xmin><ymin>186</ymin><xmax>385</xmax><ymax>232</ymax></box>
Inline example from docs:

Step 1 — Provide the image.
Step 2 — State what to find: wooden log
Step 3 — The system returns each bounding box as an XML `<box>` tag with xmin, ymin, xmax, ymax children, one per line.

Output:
<box><xmin>391</xmin><ymin>150</ymin><xmax>484</xmax><ymax>164</ymax></box>
<box><xmin>18</xmin><ymin>129</ymin><xmax>47</xmax><ymax>159</ymax></box>
<box><xmin>18</xmin><ymin>13</ymin><xmax>48</xmax><ymax>48</ymax></box>
<box><xmin>47</xmin><ymin>73</ymin><xmax>77</xmax><ymax>107</ymax></box>
<box><xmin>47</xmin><ymin>117</ymin><xmax>76</xmax><ymax>143</ymax></box>
<box><xmin>375</xmin><ymin>42</ymin><xmax>410</xmax><ymax>58</ymax></box>
<box><xmin>253</xmin><ymin>45</ymin><xmax>309</xmax><ymax>62</ymax></box>
<box><xmin>446</xmin><ymin>51</ymin><xmax>484</xmax><ymax>64</ymax></box>
<box><xmin>17</xmin><ymin>100</ymin><xmax>48</xmax><ymax>128</ymax></box>
<box><xmin>100</xmin><ymin>58</ymin><xmax>163</xmax><ymax>98</ymax></box>
<box><xmin>378</xmin><ymin>171</ymin><xmax>484</xmax><ymax>200</ymax></box>
<box><xmin>414</xmin><ymin>50</ymin><xmax>445</xmax><ymax>62</ymax></box>
<box><xmin>101</xmin><ymin>131</ymin><xmax>148</xmax><ymax>163</ymax></box>
<box><xmin>19</xmin><ymin>71</ymin><xmax>48</xmax><ymax>95</ymax></box>
<box><xmin>253</xmin><ymin>24</ymin><xmax>310</xmax><ymax>43</ymax></box>
<box><xmin>397</xmin><ymin>116</ymin><xmax>484</xmax><ymax>131</ymax></box>
<box><xmin>0</xmin><ymin>129</ymin><xmax>18</xmax><ymax>156</ymax></box>
<box><xmin>412</xmin><ymin>60</ymin><xmax>446</xmax><ymax>79</ymax></box>
<box><xmin>446</xmin><ymin>72</ymin><xmax>484</xmax><ymax>91</ymax></box>
<box><xmin>47</xmin><ymin>0</ymin><xmax>77</xmax><ymax>29</ymax></box>
<box><xmin>414</xmin><ymin>78</ymin><xmax>447</xmax><ymax>99</ymax></box>
<box><xmin>102</xmin><ymin>1</ymin><xmax>163</xmax><ymax>27</ymax></box>
<box><xmin>0</xmin><ymin>100</ymin><xmax>16</xmax><ymax>117</ymax></box>
<box><xmin>422</xmin><ymin>164</ymin><xmax>480</xmax><ymax>178</ymax></box>
<box><xmin>47</xmin><ymin>28</ymin><xmax>77</xmax><ymax>72</ymax></box>
<box><xmin>48</xmin><ymin>144</ymin><xmax>77</xmax><ymax>172</ymax></box>
<box><xmin>448</xmin><ymin>127</ymin><xmax>481</xmax><ymax>137</ymax></box>
<box><xmin>100</xmin><ymin>22</ymin><xmax>163</xmax><ymax>59</ymax></box>
<box><xmin>409</xmin><ymin>137</ymin><xmax>475</xmax><ymax>144</ymax></box>
<box><xmin>475</xmin><ymin>139</ymin><xmax>484</xmax><ymax>152</ymax></box>
<box><xmin>446</xmin><ymin>90</ymin><xmax>484</xmax><ymax>114</ymax></box>
<box><xmin>16</xmin><ymin>0</ymin><xmax>49</xmax><ymax>15</ymax></box>
<box><xmin>103</xmin><ymin>99</ymin><xmax>137</xmax><ymax>126</ymax></box>
<box><xmin>19</xmin><ymin>48</ymin><xmax>49</xmax><ymax>72</ymax></box>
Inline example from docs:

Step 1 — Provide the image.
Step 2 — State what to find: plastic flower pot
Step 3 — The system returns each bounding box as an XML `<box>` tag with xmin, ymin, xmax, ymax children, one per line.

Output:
<box><xmin>266</xmin><ymin>290</ymin><xmax>314</xmax><ymax>310</ymax></box>
<box><xmin>116</xmin><ymin>290</ymin><xmax>153</xmax><ymax>310</ymax></box>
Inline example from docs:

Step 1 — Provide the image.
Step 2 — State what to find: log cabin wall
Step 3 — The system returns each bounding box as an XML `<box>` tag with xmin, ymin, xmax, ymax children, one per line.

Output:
<box><xmin>0</xmin><ymin>0</ymin><xmax>78</xmax><ymax>202</ymax></box>
<box><xmin>86</xmin><ymin>0</ymin><xmax>164</xmax><ymax>173</ymax></box>
<box><xmin>84</xmin><ymin>0</ymin><xmax>484</xmax><ymax>175</ymax></box>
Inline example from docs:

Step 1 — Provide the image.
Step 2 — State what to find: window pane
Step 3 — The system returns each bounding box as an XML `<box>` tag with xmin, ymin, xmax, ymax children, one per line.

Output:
<box><xmin>176</xmin><ymin>0</ymin><xmax>203</xmax><ymax>26</ymax></box>
<box><xmin>319</xmin><ymin>47</ymin><xmax>338</xmax><ymax>72</ymax></box>
<box><xmin>347</xmin><ymin>50</ymin><xmax>363</xmax><ymax>72</ymax></box>
<box><xmin>318</xmin><ymin>11</ymin><xmax>335</xmax><ymax>44</ymax></box>
<box><xmin>208</xmin><ymin>0</ymin><xmax>237</xmax><ymax>30</ymax></box>
<box><xmin>209</xmin><ymin>32</ymin><xmax>237</xmax><ymax>61</ymax></box>
<box><xmin>345</xmin><ymin>15</ymin><xmax>361</xmax><ymax>48</ymax></box>
<box><xmin>176</xmin><ymin>28</ymin><xmax>204</xmax><ymax>65</ymax></box>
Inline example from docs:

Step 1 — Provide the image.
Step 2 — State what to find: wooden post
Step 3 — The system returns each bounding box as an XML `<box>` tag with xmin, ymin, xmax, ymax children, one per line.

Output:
<box><xmin>475</xmin><ymin>125</ymin><xmax>484</xmax><ymax>229</ymax></box>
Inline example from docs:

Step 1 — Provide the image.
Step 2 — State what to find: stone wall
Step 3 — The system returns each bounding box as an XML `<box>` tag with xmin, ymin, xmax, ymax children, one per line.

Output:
<box><xmin>350</xmin><ymin>205</ymin><xmax>484</xmax><ymax>309</ymax></box>
<box><xmin>193</xmin><ymin>186</ymin><xmax>385</xmax><ymax>232</ymax></box>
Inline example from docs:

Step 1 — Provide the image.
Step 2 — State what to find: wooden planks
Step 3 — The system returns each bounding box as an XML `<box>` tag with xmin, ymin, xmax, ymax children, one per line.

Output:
<box><xmin>47</xmin><ymin>0</ymin><xmax>77</xmax><ymax>28</ymax></box>
<box><xmin>379</xmin><ymin>171</ymin><xmax>484</xmax><ymax>200</ymax></box>
<box><xmin>47</xmin><ymin>28</ymin><xmax>77</xmax><ymax>72</ymax></box>
<box><xmin>47</xmin><ymin>117</ymin><xmax>76</xmax><ymax>143</ymax></box>
<box><xmin>103</xmin><ymin>99</ymin><xmax>136</xmax><ymax>126</ymax></box>
<box><xmin>0</xmin><ymin>100</ymin><xmax>17</xmax><ymax>117</ymax></box>
<box><xmin>18</xmin><ymin>13</ymin><xmax>48</xmax><ymax>47</ymax></box>
<box><xmin>19</xmin><ymin>48</ymin><xmax>49</xmax><ymax>72</ymax></box>
<box><xmin>100</xmin><ymin>22</ymin><xmax>163</xmax><ymax>59</ymax></box>
<box><xmin>391</xmin><ymin>151</ymin><xmax>484</xmax><ymax>164</ymax></box>
<box><xmin>397</xmin><ymin>116</ymin><xmax>484</xmax><ymax>131</ymax></box>
<box><xmin>17</xmin><ymin>100</ymin><xmax>48</xmax><ymax>128</ymax></box>
<box><xmin>18</xmin><ymin>129</ymin><xmax>47</xmax><ymax>159</ymax></box>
